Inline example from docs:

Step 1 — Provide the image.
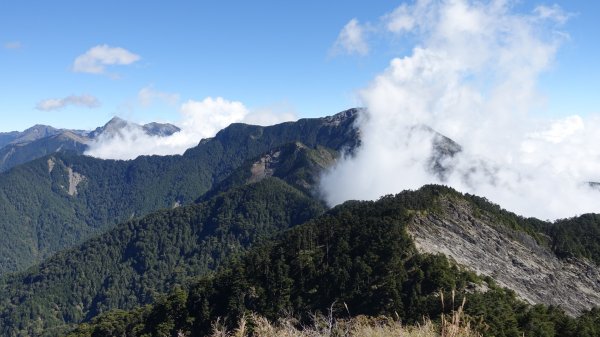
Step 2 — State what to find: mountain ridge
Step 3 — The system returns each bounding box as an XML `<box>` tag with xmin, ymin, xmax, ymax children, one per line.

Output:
<box><xmin>65</xmin><ymin>185</ymin><xmax>600</xmax><ymax>337</ymax></box>
<box><xmin>0</xmin><ymin>117</ymin><xmax>180</xmax><ymax>173</ymax></box>
<box><xmin>0</xmin><ymin>109</ymin><xmax>360</xmax><ymax>276</ymax></box>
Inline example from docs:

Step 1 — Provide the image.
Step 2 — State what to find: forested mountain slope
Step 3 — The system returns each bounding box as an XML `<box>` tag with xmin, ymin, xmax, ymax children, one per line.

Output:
<box><xmin>0</xmin><ymin>178</ymin><xmax>324</xmax><ymax>337</ymax></box>
<box><xmin>202</xmin><ymin>142</ymin><xmax>338</xmax><ymax>199</ymax></box>
<box><xmin>0</xmin><ymin>109</ymin><xmax>360</xmax><ymax>276</ymax></box>
<box><xmin>67</xmin><ymin>185</ymin><xmax>600</xmax><ymax>337</ymax></box>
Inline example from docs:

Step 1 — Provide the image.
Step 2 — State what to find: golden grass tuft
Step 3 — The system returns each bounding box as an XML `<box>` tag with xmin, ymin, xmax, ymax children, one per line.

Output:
<box><xmin>209</xmin><ymin>298</ymin><xmax>480</xmax><ymax>337</ymax></box>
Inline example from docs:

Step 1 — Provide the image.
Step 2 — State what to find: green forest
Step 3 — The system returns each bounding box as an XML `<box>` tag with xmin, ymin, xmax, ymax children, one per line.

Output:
<box><xmin>0</xmin><ymin>178</ymin><xmax>324</xmax><ymax>336</ymax></box>
<box><xmin>0</xmin><ymin>111</ymin><xmax>359</xmax><ymax>276</ymax></box>
<box><xmin>67</xmin><ymin>186</ymin><xmax>600</xmax><ymax>337</ymax></box>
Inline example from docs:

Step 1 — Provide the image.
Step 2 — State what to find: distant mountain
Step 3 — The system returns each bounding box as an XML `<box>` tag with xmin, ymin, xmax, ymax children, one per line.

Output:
<box><xmin>0</xmin><ymin>131</ymin><xmax>89</xmax><ymax>172</ymax></box>
<box><xmin>142</xmin><ymin>121</ymin><xmax>181</xmax><ymax>137</ymax></box>
<box><xmin>0</xmin><ymin>117</ymin><xmax>180</xmax><ymax>172</ymax></box>
<box><xmin>0</xmin><ymin>125</ymin><xmax>62</xmax><ymax>148</ymax></box>
<box><xmin>0</xmin><ymin>131</ymin><xmax>19</xmax><ymax>149</ymax></box>
<box><xmin>87</xmin><ymin>116</ymin><xmax>130</xmax><ymax>138</ymax></box>
<box><xmin>87</xmin><ymin>117</ymin><xmax>180</xmax><ymax>139</ymax></box>
<box><xmin>0</xmin><ymin>109</ymin><xmax>360</xmax><ymax>276</ymax></box>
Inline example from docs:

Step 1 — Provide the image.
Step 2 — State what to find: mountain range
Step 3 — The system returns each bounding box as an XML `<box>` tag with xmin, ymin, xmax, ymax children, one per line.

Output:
<box><xmin>0</xmin><ymin>117</ymin><xmax>180</xmax><ymax>172</ymax></box>
<box><xmin>0</xmin><ymin>109</ymin><xmax>360</xmax><ymax>276</ymax></box>
<box><xmin>0</xmin><ymin>108</ymin><xmax>599</xmax><ymax>337</ymax></box>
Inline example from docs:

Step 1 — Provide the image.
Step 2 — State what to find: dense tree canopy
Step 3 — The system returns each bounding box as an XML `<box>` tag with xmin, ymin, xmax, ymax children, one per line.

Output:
<box><xmin>0</xmin><ymin>178</ymin><xmax>324</xmax><ymax>337</ymax></box>
<box><xmin>0</xmin><ymin>110</ymin><xmax>359</xmax><ymax>276</ymax></box>
<box><xmin>67</xmin><ymin>186</ymin><xmax>600</xmax><ymax>337</ymax></box>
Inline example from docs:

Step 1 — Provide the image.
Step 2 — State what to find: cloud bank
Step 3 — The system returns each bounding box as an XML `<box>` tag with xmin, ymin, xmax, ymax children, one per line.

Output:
<box><xmin>85</xmin><ymin>96</ymin><xmax>297</xmax><ymax>160</ymax></box>
<box><xmin>321</xmin><ymin>0</ymin><xmax>598</xmax><ymax>220</ymax></box>
<box><xmin>36</xmin><ymin>94</ymin><xmax>100</xmax><ymax>111</ymax></box>
<box><xmin>73</xmin><ymin>45</ymin><xmax>140</xmax><ymax>74</ymax></box>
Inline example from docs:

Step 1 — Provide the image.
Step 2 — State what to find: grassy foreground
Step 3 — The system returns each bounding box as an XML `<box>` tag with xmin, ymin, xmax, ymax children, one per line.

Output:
<box><xmin>209</xmin><ymin>303</ymin><xmax>479</xmax><ymax>337</ymax></box>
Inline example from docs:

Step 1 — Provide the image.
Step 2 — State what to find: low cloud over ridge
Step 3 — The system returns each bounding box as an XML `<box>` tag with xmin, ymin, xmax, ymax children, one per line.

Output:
<box><xmin>85</xmin><ymin>96</ymin><xmax>297</xmax><ymax>160</ymax></box>
<box><xmin>320</xmin><ymin>0</ymin><xmax>598</xmax><ymax>220</ymax></box>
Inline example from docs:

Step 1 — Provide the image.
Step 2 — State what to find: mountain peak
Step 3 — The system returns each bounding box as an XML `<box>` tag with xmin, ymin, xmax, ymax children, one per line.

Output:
<box><xmin>142</xmin><ymin>122</ymin><xmax>181</xmax><ymax>137</ymax></box>
<box><xmin>89</xmin><ymin>117</ymin><xmax>180</xmax><ymax>139</ymax></box>
<box><xmin>103</xmin><ymin>116</ymin><xmax>129</xmax><ymax>129</ymax></box>
<box><xmin>106</xmin><ymin>116</ymin><xmax>126</xmax><ymax>124</ymax></box>
<box><xmin>324</xmin><ymin>107</ymin><xmax>361</xmax><ymax>126</ymax></box>
<box><xmin>12</xmin><ymin>124</ymin><xmax>60</xmax><ymax>144</ymax></box>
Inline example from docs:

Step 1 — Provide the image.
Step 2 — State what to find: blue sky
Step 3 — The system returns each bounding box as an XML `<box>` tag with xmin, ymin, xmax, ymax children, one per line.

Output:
<box><xmin>0</xmin><ymin>0</ymin><xmax>598</xmax><ymax>132</ymax></box>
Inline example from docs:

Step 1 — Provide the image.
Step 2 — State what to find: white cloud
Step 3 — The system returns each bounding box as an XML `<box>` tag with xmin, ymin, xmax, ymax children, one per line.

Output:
<box><xmin>85</xmin><ymin>96</ymin><xmax>297</xmax><ymax>160</ymax></box>
<box><xmin>534</xmin><ymin>4</ymin><xmax>571</xmax><ymax>25</ymax></box>
<box><xmin>73</xmin><ymin>45</ymin><xmax>140</xmax><ymax>74</ymax></box>
<box><xmin>242</xmin><ymin>102</ymin><xmax>297</xmax><ymax>126</ymax></box>
<box><xmin>243</xmin><ymin>110</ymin><xmax>297</xmax><ymax>126</ymax></box>
<box><xmin>332</xmin><ymin>19</ymin><xmax>369</xmax><ymax>56</ymax></box>
<box><xmin>321</xmin><ymin>0</ymin><xmax>597</xmax><ymax>220</ymax></box>
<box><xmin>36</xmin><ymin>94</ymin><xmax>101</xmax><ymax>111</ymax></box>
<box><xmin>529</xmin><ymin>116</ymin><xmax>584</xmax><ymax>144</ymax></box>
<box><xmin>4</xmin><ymin>41</ymin><xmax>22</xmax><ymax>50</ymax></box>
<box><xmin>138</xmin><ymin>86</ymin><xmax>180</xmax><ymax>106</ymax></box>
<box><xmin>383</xmin><ymin>0</ymin><xmax>433</xmax><ymax>34</ymax></box>
<box><xmin>179</xmin><ymin>97</ymin><xmax>249</xmax><ymax>138</ymax></box>
<box><xmin>86</xmin><ymin>97</ymin><xmax>247</xmax><ymax>160</ymax></box>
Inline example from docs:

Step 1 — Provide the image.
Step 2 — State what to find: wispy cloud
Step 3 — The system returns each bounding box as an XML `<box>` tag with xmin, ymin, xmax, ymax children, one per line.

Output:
<box><xmin>73</xmin><ymin>45</ymin><xmax>140</xmax><ymax>74</ymax></box>
<box><xmin>331</xmin><ymin>19</ymin><xmax>369</xmax><ymax>56</ymax></box>
<box><xmin>4</xmin><ymin>41</ymin><xmax>22</xmax><ymax>50</ymax></box>
<box><xmin>534</xmin><ymin>4</ymin><xmax>572</xmax><ymax>24</ymax></box>
<box><xmin>320</xmin><ymin>1</ymin><xmax>596</xmax><ymax>220</ymax></box>
<box><xmin>36</xmin><ymin>94</ymin><xmax>101</xmax><ymax>111</ymax></box>
<box><xmin>138</xmin><ymin>86</ymin><xmax>180</xmax><ymax>106</ymax></box>
<box><xmin>242</xmin><ymin>103</ymin><xmax>297</xmax><ymax>126</ymax></box>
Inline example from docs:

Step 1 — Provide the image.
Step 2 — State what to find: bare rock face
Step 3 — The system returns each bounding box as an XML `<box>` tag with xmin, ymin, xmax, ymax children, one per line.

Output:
<box><xmin>246</xmin><ymin>142</ymin><xmax>336</xmax><ymax>192</ymax></box>
<box><xmin>67</xmin><ymin>167</ymin><xmax>85</xmax><ymax>196</ymax></box>
<box><xmin>249</xmin><ymin>150</ymin><xmax>281</xmax><ymax>183</ymax></box>
<box><xmin>407</xmin><ymin>196</ymin><xmax>600</xmax><ymax>316</ymax></box>
<box><xmin>47</xmin><ymin>158</ymin><xmax>55</xmax><ymax>173</ymax></box>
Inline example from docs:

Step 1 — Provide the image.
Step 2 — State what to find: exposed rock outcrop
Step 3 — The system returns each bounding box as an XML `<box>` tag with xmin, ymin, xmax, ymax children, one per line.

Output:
<box><xmin>47</xmin><ymin>158</ymin><xmax>55</xmax><ymax>173</ymax></box>
<box><xmin>249</xmin><ymin>150</ymin><xmax>281</xmax><ymax>183</ymax></box>
<box><xmin>247</xmin><ymin>142</ymin><xmax>336</xmax><ymax>192</ymax></box>
<box><xmin>408</xmin><ymin>196</ymin><xmax>600</xmax><ymax>316</ymax></box>
<box><xmin>67</xmin><ymin>167</ymin><xmax>85</xmax><ymax>196</ymax></box>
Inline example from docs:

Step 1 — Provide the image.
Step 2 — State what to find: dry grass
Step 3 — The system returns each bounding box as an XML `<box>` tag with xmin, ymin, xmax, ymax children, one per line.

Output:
<box><xmin>209</xmin><ymin>296</ymin><xmax>480</xmax><ymax>337</ymax></box>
